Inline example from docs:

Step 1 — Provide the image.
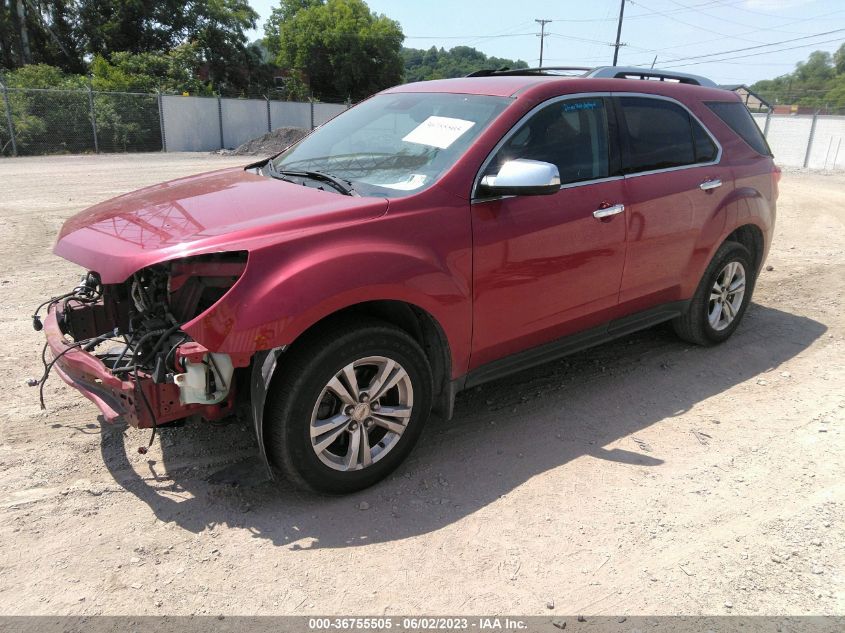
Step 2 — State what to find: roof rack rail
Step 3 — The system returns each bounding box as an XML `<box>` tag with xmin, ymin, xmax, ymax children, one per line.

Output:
<box><xmin>586</xmin><ymin>66</ymin><xmax>717</xmax><ymax>87</ymax></box>
<box><xmin>466</xmin><ymin>66</ymin><xmax>592</xmax><ymax>77</ymax></box>
<box><xmin>464</xmin><ymin>65</ymin><xmax>716</xmax><ymax>87</ymax></box>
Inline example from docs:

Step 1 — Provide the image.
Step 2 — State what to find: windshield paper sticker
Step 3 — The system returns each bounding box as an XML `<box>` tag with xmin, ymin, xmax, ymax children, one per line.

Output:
<box><xmin>563</xmin><ymin>100</ymin><xmax>602</xmax><ymax>112</ymax></box>
<box><xmin>402</xmin><ymin>116</ymin><xmax>475</xmax><ymax>149</ymax></box>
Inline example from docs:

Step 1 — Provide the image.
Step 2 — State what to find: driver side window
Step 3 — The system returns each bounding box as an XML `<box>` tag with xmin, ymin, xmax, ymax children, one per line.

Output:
<box><xmin>487</xmin><ymin>97</ymin><xmax>611</xmax><ymax>186</ymax></box>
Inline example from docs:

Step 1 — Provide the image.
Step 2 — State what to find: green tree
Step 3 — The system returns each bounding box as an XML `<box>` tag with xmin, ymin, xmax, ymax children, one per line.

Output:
<box><xmin>402</xmin><ymin>45</ymin><xmax>528</xmax><ymax>82</ymax></box>
<box><xmin>264</xmin><ymin>0</ymin><xmax>322</xmax><ymax>58</ymax></box>
<box><xmin>833</xmin><ymin>42</ymin><xmax>845</xmax><ymax>76</ymax></box>
<box><xmin>269</xmin><ymin>0</ymin><xmax>404</xmax><ymax>101</ymax></box>
<box><xmin>77</xmin><ymin>0</ymin><xmax>190</xmax><ymax>57</ymax></box>
<box><xmin>751</xmin><ymin>46</ymin><xmax>845</xmax><ymax>112</ymax></box>
<box><xmin>188</xmin><ymin>0</ymin><xmax>259</xmax><ymax>93</ymax></box>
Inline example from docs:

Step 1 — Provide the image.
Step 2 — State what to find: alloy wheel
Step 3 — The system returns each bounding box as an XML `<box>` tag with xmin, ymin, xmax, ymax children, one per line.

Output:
<box><xmin>708</xmin><ymin>260</ymin><xmax>746</xmax><ymax>331</ymax></box>
<box><xmin>309</xmin><ymin>356</ymin><xmax>414</xmax><ymax>471</ymax></box>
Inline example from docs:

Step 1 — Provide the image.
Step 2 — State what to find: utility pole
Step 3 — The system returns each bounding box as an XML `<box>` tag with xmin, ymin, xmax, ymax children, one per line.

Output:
<box><xmin>535</xmin><ymin>19</ymin><xmax>551</xmax><ymax>67</ymax></box>
<box><xmin>612</xmin><ymin>0</ymin><xmax>626</xmax><ymax>66</ymax></box>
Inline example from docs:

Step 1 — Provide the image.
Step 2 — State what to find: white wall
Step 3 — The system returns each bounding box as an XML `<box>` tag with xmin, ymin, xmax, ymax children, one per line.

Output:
<box><xmin>162</xmin><ymin>97</ymin><xmax>348</xmax><ymax>152</ymax></box>
<box><xmin>753</xmin><ymin>113</ymin><xmax>845</xmax><ymax>169</ymax></box>
<box><xmin>221</xmin><ymin>98</ymin><xmax>269</xmax><ymax>150</ymax></box>
<box><xmin>161</xmin><ymin>95</ymin><xmax>221</xmax><ymax>152</ymax></box>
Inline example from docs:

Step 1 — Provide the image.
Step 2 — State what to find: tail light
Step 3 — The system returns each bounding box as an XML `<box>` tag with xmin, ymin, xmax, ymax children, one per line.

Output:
<box><xmin>772</xmin><ymin>164</ymin><xmax>781</xmax><ymax>201</ymax></box>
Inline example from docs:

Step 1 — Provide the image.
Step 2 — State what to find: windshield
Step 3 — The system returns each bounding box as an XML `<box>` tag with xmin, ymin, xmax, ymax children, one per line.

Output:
<box><xmin>271</xmin><ymin>92</ymin><xmax>511</xmax><ymax>198</ymax></box>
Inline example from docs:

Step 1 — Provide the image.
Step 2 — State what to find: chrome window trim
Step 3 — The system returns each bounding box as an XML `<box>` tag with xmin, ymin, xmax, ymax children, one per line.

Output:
<box><xmin>471</xmin><ymin>91</ymin><xmax>723</xmax><ymax>202</ymax></box>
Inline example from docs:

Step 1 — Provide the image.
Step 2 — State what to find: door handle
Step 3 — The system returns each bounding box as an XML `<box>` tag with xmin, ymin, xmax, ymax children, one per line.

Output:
<box><xmin>593</xmin><ymin>203</ymin><xmax>625</xmax><ymax>219</ymax></box>
<box><xmin>699</xmin><ymin>178</ymin><xmax>722</xmax><ymax>191</ymax></box>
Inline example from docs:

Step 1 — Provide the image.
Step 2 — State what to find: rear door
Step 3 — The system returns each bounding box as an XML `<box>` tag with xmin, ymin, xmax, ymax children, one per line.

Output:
<box><xmin>614</xmin><ymin>94</ymin><xmax>733</xmax><ymax>311</ymax></box>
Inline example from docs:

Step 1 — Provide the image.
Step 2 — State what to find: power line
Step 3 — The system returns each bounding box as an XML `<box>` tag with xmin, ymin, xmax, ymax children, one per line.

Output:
<box><xmin>403</xmin><ymin>33</ymin><xmax>535</xmax><ymax>39</ymax></box>
<box><xmin>620</xmin><ymin>7</ymin><xmax>845</xmax><ymax>66</ymax></box>
<box><xmin>662</xmin><ymin>36</ymin><xmax>845</xmax><ymax>69</ymax></box>
<box><xmin>548</xmin><ymin>33</ymin><xmax>616</xmax><ymax>46</ymax></box>
<box><xmin>546</xmin><ymin>0</ymin><xmax>731</xmax><ymax>23</ymax></box>
<box><xmin>662</xmin><ymin>0</ymin><xmax>811</xmax><ymax>36</ymax></box>
<box><xmin>627</xmin><ymin>0</ymin><xmax>770</xmax><ymax>45</ymax></box>
<box><xmin>651</xmin><ymin>28</ymin><xmax>845</xmax><ymax>65</ymax></box>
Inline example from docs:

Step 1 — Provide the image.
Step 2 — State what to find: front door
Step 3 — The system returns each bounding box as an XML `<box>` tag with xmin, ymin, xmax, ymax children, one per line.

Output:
<box><xmin>470</xmin><ymin>96</ymin><xmax>627</xmax><ymax>370</ymax></box>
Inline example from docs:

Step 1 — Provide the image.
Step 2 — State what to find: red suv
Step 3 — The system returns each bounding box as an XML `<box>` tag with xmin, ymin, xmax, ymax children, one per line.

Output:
<box><xmin>35</xmin><ymin>67</ymin><xmax>778</xmax><ymax>493</ymax></box>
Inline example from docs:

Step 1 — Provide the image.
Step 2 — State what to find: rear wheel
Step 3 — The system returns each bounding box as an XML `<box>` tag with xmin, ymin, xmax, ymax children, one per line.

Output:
<box><xmin>673</xmin><ymin>241</ymin><xmax>755</xmax><ymax>346</ymax></box>
<box><xmin>264</xmin><ymin>318</ymin><xmax>433</xmax><ymax>493</ymax></box>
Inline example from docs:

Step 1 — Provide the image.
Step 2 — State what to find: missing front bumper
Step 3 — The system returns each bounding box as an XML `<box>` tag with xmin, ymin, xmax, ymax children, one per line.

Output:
<box><xmin>43</xmin><ymin>304</ymin><xmax>236</xmax><ymax>428</ymax></box>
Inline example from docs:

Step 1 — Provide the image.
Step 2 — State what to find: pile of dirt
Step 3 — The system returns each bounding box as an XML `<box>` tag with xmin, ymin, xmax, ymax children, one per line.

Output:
<box><xmin>221</xmin><ymin>126</ymin><xmax>309</xmax><ymax>156</ymax></box>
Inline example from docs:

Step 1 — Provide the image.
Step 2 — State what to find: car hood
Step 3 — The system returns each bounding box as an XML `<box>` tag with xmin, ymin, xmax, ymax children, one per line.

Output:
<box><xmin>54</xmin><ymin>167</ymin><xmax>388</xmax><ymax>283</ymax></box>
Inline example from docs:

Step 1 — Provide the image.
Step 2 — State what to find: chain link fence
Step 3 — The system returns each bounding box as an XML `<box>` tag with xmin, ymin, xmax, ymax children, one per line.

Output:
<box><xmin>1</xmin><ymin>87</ymin><xmax>162</xmax><ymax>156</ymax></box>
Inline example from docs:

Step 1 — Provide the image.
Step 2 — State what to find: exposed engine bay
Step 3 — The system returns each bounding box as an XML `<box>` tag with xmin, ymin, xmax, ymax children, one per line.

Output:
<box><xmin>33</xmin><ymin>252</ymin><xmax>249</xmax><ymax>430</ymax></box>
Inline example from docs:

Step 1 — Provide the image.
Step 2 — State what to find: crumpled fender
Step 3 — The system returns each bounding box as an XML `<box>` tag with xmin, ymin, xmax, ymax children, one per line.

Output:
<box><xmin>183</xmin><ymin>202</ymin><xmax>474</xmax><ymax>380</ymax></box>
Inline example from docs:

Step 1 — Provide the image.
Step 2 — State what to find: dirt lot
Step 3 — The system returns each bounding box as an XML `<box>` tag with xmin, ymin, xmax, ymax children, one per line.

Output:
<box><xmin>0</xmin><ymin>153</ymin><xmax>842</xmax><ymax>616</ymax></box>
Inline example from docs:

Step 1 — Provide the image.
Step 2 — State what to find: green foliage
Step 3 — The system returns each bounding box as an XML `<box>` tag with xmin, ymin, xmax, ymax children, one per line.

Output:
<box><xmin>402</xmin><ymin>46</ymin><xmax>528</xmax><ymax>82</ymax></box>
<box><xmin>77</xmin><ymin>1</ymin><xmax>190</xmax><ymax>56</ymax></box>
<box><xmin>1</xmin><ymin>0</ymin><xmax>265</xmax><ymax>96</ymax></box>
<box><xmin>2</xmin><ymin>63</ymin><xmax>85</xmax><ymax>90</ymax></box>
<box><xmin>264</xmin><ymin>0</ymin><xmax>323</xmax><ymax>58</ymax></box>
<box><xmin>0</xmin><ymin>63</ymin><xmax>162</xmax><ymax>155</ymax></box>
<box><xmin>1</xmin><ymin>69</ymin><xmax>94</xmax><ymax>154</ymax></box>
<box><xmin>189</xmin><ymin>0</ymin><xmax>260</xmax><ymax>93</ymax></box>
<box><xmin>269</xmin><ymin>0</ymin><xmax>404</xmax><ymax>101</ymax></box>
<box><xmin>751</xmin><ymin>44</ymin><xmax>845</xmax><ymax>111</ymax></box>
<box><xmin>90</xmin><ymin>46</ymin><xmax>212</xmax><ymax>95</ymax></box>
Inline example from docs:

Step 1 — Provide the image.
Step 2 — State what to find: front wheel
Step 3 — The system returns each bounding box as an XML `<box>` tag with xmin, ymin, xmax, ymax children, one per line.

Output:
<box><xmin>673</xmin><ymin>241</ymin><xmax>756</xmax><ymax>346</ymax></box>
<box><xmin>264</xmin><ymin>318</ymin><xmax>433</xmax><ymax>493</ymax></box>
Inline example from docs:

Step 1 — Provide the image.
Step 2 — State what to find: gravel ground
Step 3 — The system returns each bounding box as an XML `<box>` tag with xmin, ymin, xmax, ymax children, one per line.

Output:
<box><xmin>0</xmin><ymin>153</ymin><xmax>842</xmax><ymax>616</ymax></box>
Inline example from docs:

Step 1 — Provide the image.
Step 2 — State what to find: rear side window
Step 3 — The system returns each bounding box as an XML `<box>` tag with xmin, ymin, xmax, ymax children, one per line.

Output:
<box><xmin>692</xmin><ymin>119</ymin><xmax>718</xmax><ymax>163</ymax></box>
<box><xmin>619</xmin><ymin>97</ymin><xmax>718</xmax><ymax>173</ymax></box>
<box><xmin>706</xmin><ymin>101</ymin><xmax>772</xmax><ymax>156</ymax></box>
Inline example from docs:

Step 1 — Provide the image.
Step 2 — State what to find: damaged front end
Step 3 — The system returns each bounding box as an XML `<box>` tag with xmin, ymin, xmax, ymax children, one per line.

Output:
<box><xmin>34</xmin><ymin>252</ymin><xmax>251</xmax><ymax>429</ymax></box>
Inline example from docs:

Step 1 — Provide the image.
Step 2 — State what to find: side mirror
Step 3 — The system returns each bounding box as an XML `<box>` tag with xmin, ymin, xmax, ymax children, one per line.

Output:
<box><xmin>477</xmin><ymin>159</ymin><xmax>561</xmax><ymax>197</ymax></box>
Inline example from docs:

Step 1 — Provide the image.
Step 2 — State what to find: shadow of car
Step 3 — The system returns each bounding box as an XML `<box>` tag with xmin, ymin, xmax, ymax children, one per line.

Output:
<box><xmin>97</xmin><ymin>304</ymin><xmax>825</xmax><ymax>549</ymax></box>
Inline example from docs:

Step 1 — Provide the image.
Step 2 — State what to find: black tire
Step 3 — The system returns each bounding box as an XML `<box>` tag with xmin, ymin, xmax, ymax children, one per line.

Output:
<box><xmin>264</xmin><ymin>317</ymin><xmax>433</xmax><ymax>494</ymax></box>
<box><xmin>673</xmin><ymin>241</ymin><xmax>756</xmax><ymax>346</ymax></box>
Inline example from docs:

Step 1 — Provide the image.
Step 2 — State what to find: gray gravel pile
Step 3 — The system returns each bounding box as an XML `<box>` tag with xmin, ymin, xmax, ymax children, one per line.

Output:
<box><xmin>220</xmin><ymin>126</ymin><xmax>309</xmax><ymax>156</ymax></box>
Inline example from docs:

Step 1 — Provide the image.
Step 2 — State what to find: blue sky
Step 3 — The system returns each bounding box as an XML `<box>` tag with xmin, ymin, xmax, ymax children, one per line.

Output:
<box><xmin>247</xmin><ymin>0</ymin><xmax>845</xmax><ymax>84</ymax></box>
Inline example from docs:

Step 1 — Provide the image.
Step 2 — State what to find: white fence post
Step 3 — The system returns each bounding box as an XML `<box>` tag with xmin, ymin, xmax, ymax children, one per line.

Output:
<box><xmin>803</xmin><ymin>113</ymin><xmax>818</xmax><ymax>168</ymax></box>
<box><xmin>87</xmin><ymin>83</ymin><xmax>99</xmax><ymax>153</ymax></box>
<box><xmin>217</xmin><ymin>95</ymin><xmax>224</xmax><ymax>150</ymax></box>
<box><xmin>157</xmin><ymin>91</ymin><xmax>166</xmax><ymax>152</ymax></box>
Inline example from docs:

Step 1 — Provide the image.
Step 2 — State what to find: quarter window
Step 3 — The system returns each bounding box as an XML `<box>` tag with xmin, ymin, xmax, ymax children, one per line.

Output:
<box><xmin>484</xmin><ymin>97</ymin><xmax>611</xmax><ymax>186</ymax></box>
<box><xmin>706</xmin><ymin>101</ymin><xmax>772</xmax><ymax>157</ymax></box>
<box><xmin>619</xmin><ymin>97</ymin><xmax>716</xmax><ymax>173</ymax></box>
